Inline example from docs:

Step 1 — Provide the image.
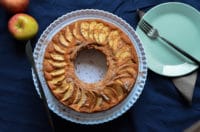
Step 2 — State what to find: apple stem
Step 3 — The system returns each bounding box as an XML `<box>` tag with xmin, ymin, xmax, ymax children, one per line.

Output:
<box><xmin>16</xmin><ymin>20</ymin><xmax>23</xmax><ymax>28</ymax></box>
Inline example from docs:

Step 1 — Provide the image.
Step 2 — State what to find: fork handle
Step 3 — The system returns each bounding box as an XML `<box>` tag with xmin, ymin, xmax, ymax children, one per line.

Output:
<box><xmin>159</xmin><ymin>36</ymin><xmax>200</xmax><ymax>65</ymax></box>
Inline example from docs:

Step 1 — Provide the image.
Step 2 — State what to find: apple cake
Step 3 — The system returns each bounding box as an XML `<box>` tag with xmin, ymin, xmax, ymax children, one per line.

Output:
<box><xmin>43</xmin><ymin>19</ymin><xmax>139</xmax><ymax>113</ymax></box>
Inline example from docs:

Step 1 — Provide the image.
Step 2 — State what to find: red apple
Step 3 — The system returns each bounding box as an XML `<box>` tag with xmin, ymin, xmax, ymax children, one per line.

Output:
<box><xmin>0</xmin><ymin>0</ymin><xmax>29</xmax><ymax>14</ymax></box>
<box><xmin>8</xmin><ymin>13</ymin><xmax>39</xmax><ymax>40</ymax></box>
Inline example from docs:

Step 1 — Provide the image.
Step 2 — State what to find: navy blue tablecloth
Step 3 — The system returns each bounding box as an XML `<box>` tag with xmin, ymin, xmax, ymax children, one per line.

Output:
<box><xmin>0</xmin><ymin>0</ymin><xmax>200</xmax><ymax>132</ymax></box>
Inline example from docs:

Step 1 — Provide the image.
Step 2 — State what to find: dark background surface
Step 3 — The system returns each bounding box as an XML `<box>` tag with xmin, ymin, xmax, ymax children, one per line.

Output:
<box><xmin>0</xmin><ymin>0</ymin><xmax>200</xmax><ymax>132</ymax></box>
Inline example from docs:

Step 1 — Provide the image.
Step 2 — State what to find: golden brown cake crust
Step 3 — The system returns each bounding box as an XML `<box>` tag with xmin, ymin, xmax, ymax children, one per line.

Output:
<box><xmin>43</xmin><ymin>19</ymin><xmax>138</xmax><ymax>113</ymax></box>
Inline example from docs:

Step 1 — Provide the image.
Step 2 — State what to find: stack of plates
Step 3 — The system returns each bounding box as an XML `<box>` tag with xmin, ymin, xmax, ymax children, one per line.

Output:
<box><xmin>136</xmin><ymin>2</ymin><xmax>200</xmax><ymax>77</ymax></box>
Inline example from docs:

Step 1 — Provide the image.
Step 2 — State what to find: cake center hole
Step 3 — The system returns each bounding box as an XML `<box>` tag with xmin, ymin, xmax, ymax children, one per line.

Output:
<box><xmin>74</xmin><ymin>49</ymin><xmax>107</xmax><ymax>83</ymax></box>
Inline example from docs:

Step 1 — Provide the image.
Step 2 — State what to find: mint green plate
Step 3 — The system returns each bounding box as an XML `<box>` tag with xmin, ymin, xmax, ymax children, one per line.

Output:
<box><xmin>136</xmin><ymin>2</ymin><xmax>200</xmax><ymax>77</ymax></box>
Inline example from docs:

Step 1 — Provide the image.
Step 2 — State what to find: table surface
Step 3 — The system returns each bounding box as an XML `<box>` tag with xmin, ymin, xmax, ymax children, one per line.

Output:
<box><xmin>0</xmin><ymin>0</ymin><xmax>200</xmax><ymax>132</ymax></box>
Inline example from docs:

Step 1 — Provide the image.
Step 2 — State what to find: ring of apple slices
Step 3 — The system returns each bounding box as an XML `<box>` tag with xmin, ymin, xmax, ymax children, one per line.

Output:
<box><xmin>43</xmin><ymin>19</ymin><xmax>138</xmax><ymax>113</ymax></box>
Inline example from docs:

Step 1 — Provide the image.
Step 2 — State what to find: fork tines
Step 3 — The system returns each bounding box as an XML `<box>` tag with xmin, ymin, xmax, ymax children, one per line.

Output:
<box><xmin>139</xmin><ymin>19</ymin><xmax>153</xmax><ymax>34</ymax></box>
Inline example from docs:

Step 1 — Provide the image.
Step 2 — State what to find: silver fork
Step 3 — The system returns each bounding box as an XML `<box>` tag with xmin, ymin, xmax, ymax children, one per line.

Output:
<box><xmin>139</xmin><ymin>19</ymin><xmax>200</xmax><ymax>65</ymax></box>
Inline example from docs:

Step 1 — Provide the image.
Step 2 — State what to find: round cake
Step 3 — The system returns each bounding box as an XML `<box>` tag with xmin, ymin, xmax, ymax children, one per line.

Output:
<box><xmin>43</xmin><ymin>19</ymin><xmax>139</xmax><ymax>113</ymax></box>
